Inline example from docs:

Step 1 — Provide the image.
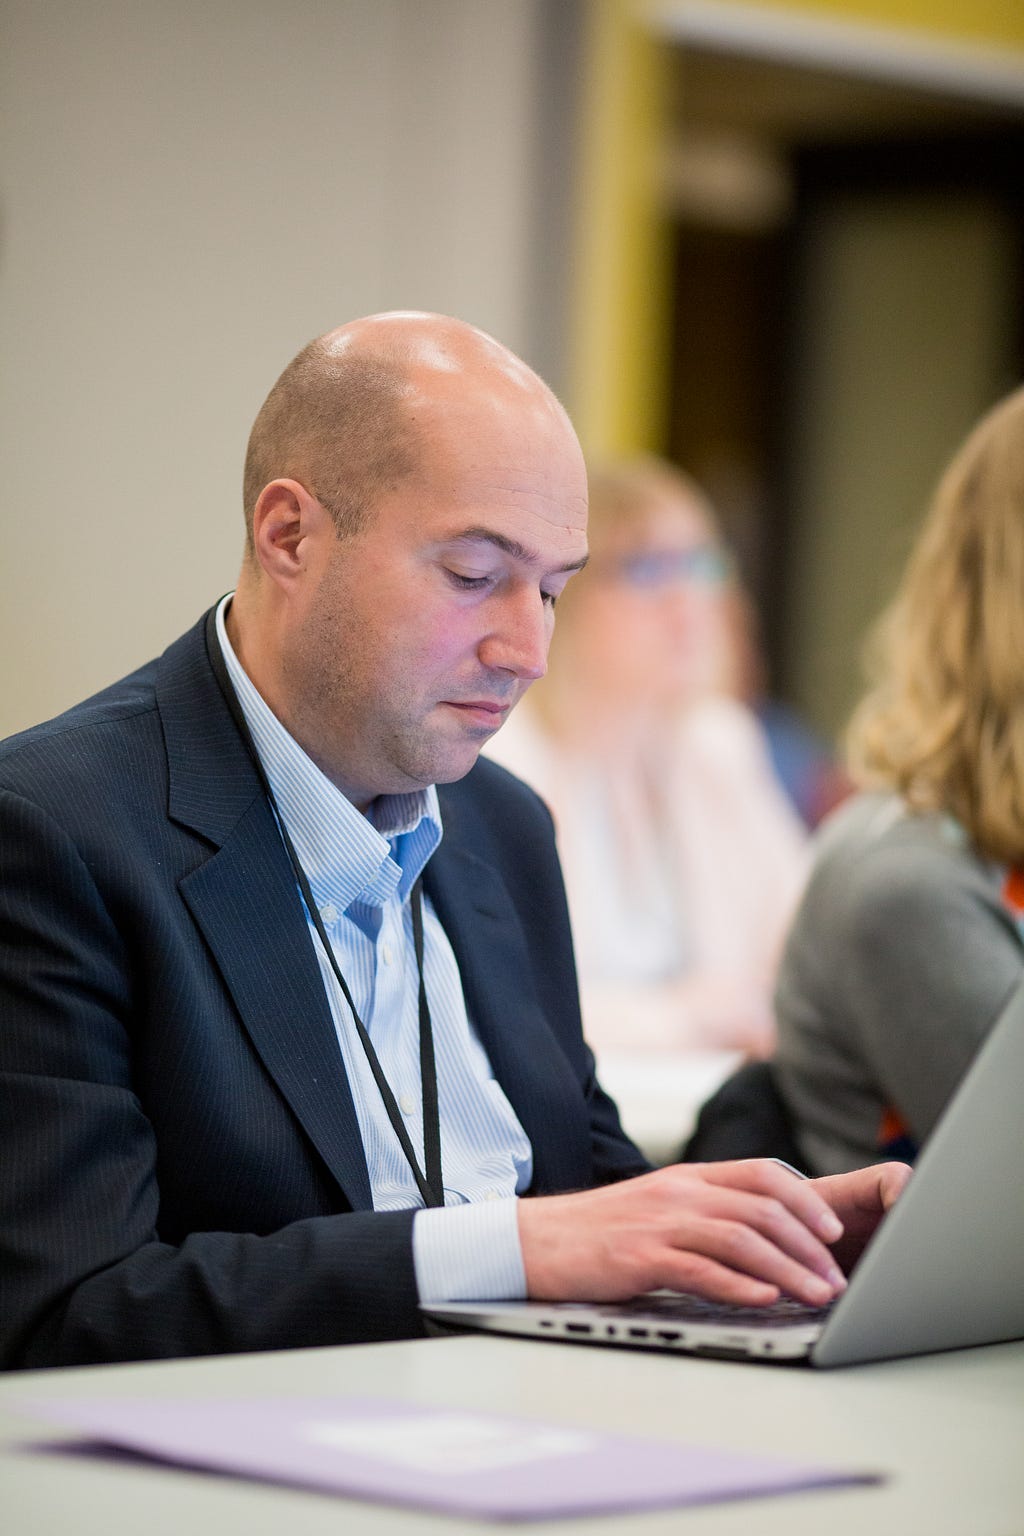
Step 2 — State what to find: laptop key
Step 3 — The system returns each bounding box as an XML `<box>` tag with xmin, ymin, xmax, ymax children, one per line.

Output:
<box><xmin>596</xmin><ymin>1293</ymin><xmax>834</xmax><ymax>1328</ymax></box>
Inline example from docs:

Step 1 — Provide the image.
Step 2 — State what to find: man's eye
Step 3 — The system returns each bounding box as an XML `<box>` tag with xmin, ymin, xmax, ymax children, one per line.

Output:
<box><xmin>445</xmin><ymin>569</ymin><xmax>492</xmax><ymax>591</ymax></box>
<box><xmin>541</xmin><ymin>590</ymin><xmax>558</xmax><ymax>608</ymax></box>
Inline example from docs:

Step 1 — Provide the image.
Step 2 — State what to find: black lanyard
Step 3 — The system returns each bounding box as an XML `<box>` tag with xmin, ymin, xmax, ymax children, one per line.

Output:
<box><xmin>204</xmin><ymin>606</ymin><xmax>444</xmax><ymax>1209</ymax></box>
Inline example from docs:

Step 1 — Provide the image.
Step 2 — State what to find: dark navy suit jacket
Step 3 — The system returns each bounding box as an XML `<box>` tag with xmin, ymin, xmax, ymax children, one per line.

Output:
<box><xmin>0</xmin><ymin>612</ymin><xmax>647</xmax><ymax>1369</ymax></box>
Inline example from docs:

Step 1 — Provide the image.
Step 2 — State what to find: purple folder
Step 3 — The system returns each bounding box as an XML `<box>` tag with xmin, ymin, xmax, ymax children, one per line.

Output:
<box><xmin>20</xmin><ymin>1393</ymin><xmax>882</xmax><ymax>1521</ymax></box>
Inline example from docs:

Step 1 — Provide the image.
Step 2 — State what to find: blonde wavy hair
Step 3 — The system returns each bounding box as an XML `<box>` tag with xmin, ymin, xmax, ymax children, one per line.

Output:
<box><xmin>847</xmin><ymin>384</ymin><xmax>1024</xmax><ymax>862</ymax></box>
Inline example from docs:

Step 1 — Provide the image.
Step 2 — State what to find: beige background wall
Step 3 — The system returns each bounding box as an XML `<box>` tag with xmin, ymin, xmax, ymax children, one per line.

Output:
<box><xmin>4</xmin><ymin>2</ymin><xmax>1020</xmax><ymax>749</ymax></box>
<box><xmin>0</xmin><ymin>0</ymin><xmax>561</xmax><ymax>738</ymax></box>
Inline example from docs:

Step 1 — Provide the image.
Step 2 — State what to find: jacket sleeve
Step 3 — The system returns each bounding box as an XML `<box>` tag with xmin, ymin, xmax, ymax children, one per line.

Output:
<box><xmin>0</xmin><ymin>787</ymin><xmax>422</xmax><ymax>1370</ymax></box>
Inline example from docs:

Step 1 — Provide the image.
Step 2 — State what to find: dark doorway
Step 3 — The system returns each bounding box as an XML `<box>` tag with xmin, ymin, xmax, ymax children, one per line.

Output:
<box><xmin>666</xmin><ymin>124</ymin><xmax>1024</xmax><ymax>736</ymax></box>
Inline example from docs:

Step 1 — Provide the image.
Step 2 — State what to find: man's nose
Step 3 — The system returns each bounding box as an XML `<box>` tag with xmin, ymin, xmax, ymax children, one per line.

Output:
<box><xmin>478</xmin><ymin>590</ymin><xmax>551</xmax><ymax>681</ymax></box>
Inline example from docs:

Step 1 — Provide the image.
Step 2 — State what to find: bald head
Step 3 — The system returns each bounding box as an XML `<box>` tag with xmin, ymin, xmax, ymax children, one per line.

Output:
<box><xmin>242</xmin><ymin>311</ymin><xmax>570</xmax><ymax>550</ymax></box>
<box><xmin>230</xmin><ymin>312</ymin><xmax>587</xmax><ymax>806</ymax></box>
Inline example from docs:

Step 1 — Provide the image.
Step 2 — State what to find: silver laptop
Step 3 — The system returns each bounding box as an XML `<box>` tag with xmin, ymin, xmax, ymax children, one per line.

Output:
<box><xmin>424</xmin><ymin>978</ymin><xmax>1024</xmax><ymax>1367</ymax></box>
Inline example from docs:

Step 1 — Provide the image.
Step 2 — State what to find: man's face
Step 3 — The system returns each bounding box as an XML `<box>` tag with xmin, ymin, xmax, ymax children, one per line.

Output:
<box><xmin>283</xmin><ymin>391</ymin><xmax>588</xmax><ymax>808</ymax></box>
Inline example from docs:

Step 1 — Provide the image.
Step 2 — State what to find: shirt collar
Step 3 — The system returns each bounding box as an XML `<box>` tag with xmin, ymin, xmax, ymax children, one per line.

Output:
<box><xmin>214</xmin><ymin>595</ymin><xmax>441</xmax><ymax>912</ymax></box>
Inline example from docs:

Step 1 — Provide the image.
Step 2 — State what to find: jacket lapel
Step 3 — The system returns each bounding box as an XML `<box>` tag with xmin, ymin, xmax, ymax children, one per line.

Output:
<box><xmin>425</xmin><ymin>826</ymin><xmax>593</xmax><ymax>1195</ymax></box>
<box><xmin>157</xmin><ymin>613</ymin><xmax>374</xmax><ymax>1211</ymax></box>
<box><xmin>154</xmin><ymin>612</ymin><xmax>591</xmax><ymax>1208</ymax></box>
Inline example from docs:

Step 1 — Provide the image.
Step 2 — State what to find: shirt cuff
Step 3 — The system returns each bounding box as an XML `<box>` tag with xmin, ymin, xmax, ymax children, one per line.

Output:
<box><xmin>412</xmin><ymin>1197</ymin><xmax>527</xmax><ymax>1302</ymax></box>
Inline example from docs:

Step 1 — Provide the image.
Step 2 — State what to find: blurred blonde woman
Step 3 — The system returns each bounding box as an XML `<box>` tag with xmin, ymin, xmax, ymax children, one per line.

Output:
<box><xmin>486</xmin><ymin>456</ymin><xmax>808</xmax><ymax>1059</ymax></box>
<box><xmin>773</xmin><ymin>385</ymin><xmax>1024</xmax><ymax>1174</ymax></box>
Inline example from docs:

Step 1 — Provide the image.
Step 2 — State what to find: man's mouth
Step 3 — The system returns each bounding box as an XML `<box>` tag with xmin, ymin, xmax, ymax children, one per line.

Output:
<box><xmin>443</xmin><ymin>699</ymin><xmax>512</xmax><ymax>728</ymax></box>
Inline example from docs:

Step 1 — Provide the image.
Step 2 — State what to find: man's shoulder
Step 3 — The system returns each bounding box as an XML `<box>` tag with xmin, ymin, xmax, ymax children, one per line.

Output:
<box><xmin>0</xmin><ymin>659</ymin><xmax>157</xmax><ymax>771</ymax></box>
<box><xmin>0</xmin><ymin>615</ymin><xmax>208</xmax><ymax>796</ymax></box>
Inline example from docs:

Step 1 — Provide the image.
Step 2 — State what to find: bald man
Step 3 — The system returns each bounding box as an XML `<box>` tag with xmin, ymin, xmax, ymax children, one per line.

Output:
<box><xmin>0</xmin><ymin>314</ymin><xmax>908</xmax><ymax>1369</ymax></box>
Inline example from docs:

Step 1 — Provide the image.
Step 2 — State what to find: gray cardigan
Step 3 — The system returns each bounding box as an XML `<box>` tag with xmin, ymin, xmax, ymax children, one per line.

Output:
<box><xmin>774</xmin><ymin>792</ymin><xmax>1024</xmax><ymax>1174</ymax></box>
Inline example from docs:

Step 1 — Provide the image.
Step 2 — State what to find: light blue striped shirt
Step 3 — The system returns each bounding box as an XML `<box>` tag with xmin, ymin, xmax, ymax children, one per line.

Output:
<box><xmin>215</xmin><ymin>597</ymin><xmax>530</xmax><ymax>1302</ymax></box>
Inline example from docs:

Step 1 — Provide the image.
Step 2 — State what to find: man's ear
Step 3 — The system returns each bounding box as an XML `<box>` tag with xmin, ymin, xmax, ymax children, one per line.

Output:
<box><xmin>250</xmin><ymin>479</ymin><xmax>331</xmax><ymax>591</ymax></box>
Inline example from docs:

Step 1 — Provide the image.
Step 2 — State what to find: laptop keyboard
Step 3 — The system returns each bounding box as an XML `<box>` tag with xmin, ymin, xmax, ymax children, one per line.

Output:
<box><xmin>594</xmin><ymin>1292</ymin><xmax>834</xmax><ymax>1330</ymax></box>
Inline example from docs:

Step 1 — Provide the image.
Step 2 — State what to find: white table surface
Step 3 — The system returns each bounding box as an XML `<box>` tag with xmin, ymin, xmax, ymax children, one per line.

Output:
<box><xmin>3</xmin><ymin>1331</ymin><xmax>1022</xmax><ymax>1535</ymax></box>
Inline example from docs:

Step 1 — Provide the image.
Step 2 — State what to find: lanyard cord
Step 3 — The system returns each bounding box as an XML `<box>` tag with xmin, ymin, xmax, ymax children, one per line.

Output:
<box><xmin>204</xmin><ymin>608</ymin><xmax>444</xmax><ymax>1209</ymax></box>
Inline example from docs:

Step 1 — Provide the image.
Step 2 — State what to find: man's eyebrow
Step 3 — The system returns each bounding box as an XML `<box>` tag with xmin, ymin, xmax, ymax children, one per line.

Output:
<box><xmin>446</xmin><ymin>527</ymin><xmax>589</xmax><ymax>575</ymax></box>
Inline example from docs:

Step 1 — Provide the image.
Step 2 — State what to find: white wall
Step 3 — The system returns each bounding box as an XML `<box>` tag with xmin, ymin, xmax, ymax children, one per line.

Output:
<box><xmin>0</xmin><ymin>0</ymin><xmax>554</xmax><ymax>736</ymax></box>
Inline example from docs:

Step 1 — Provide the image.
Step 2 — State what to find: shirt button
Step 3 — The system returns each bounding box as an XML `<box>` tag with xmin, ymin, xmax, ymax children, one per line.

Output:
<box><xmin>399</xmin><ymin>1094</ymin><xmax>415</xmax><ymax>1116</ymax></box>
<box><xmin>320</xmin><ymin>903</ymin><xmax>338</xmax><ymax>924</ymax></box>
<box><xmin>483</xmin><ymin>1189</ymin><xmax>500</xmax><ymax>1201</ymax></box>
<box><xmin>381</xmin><ymin>942</ymin><xmax>393</xmax><ymax>965</ymax></box>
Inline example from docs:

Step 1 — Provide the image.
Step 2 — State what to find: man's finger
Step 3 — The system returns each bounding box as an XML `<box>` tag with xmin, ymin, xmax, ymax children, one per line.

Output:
<box><xmin>667</xmin><ymin>1210</ymin><xmax>844</xmax><ymax>1306</ymax></box>
<box><xmin>687</xmin><ymin>1159</ymin><xmax>845</xmax><ymax>1242</ymax></box>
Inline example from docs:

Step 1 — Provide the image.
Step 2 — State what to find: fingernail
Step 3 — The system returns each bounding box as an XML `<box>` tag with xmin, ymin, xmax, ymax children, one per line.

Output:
<box><xmin>819</xmin><ymin>1211</ymin><xmax>843</xmax><ymax>1241</ymax></box>
<box><xmin>826</xmin><ymin>1265</ymin><xmax>847</xmax><ymax>1292</ymax></box>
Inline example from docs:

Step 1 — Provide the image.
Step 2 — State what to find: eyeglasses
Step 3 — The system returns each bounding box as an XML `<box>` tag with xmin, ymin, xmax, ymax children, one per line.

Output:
<box><xmin>608</xmin><ymin>546</ymin><xmax>733</xmax><ymax>590</ymax></box>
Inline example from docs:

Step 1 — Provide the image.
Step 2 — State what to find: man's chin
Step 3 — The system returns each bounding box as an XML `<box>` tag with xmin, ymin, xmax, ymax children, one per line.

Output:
<box><xmin>439</xmin><ymin>724</ymin><xmax>506</xmax><ymax>781</ymax></box>
<box><xmin>431</xmin><ymin>742</ymin><xmax>490</xmax><ymax>785</ymax></box>
<box><xmin>409</xmin><ymin>708</ymin><xmax>509</xmax><ymax>786</ymax></box>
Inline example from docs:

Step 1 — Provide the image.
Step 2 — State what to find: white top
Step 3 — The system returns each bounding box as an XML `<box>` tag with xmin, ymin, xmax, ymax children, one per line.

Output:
<box><xmin>486</xmin><ymin>697</ymin><xmax>809</xmax><ymax>1058</ymax></box>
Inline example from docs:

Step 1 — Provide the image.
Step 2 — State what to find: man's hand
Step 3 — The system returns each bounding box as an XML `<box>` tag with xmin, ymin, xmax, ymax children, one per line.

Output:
<box><xmin>518</xmin><ymin>1159</ymin><xmax>912</xmax><ymax>1309</ymax></box>
<box><xmin>810</xmin><ymin>1161</ymin><xmax>912</xmax><ymax>1276</ymax></box>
